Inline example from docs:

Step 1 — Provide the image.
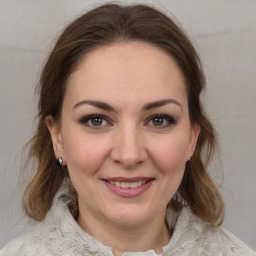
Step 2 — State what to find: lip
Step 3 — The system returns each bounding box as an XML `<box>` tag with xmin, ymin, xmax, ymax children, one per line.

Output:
<box><xmin>101</xmin><ymin>177</ymin><xmax>155</xmax><ymax>198</ymax></box>
<box><xmin>102</xmin><ymin>176</ymin><xmax>153</xmax><ymax>182</ymax></box>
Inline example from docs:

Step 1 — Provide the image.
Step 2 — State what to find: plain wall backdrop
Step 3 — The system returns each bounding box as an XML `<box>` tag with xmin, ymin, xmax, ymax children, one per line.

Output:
<box><xmin>0</xmin><ymin>0</ymin><xmax>255</xmax><ymax>250</ymax></box>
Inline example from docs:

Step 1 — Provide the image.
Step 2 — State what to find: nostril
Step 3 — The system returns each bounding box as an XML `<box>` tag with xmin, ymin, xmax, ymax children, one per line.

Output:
<box><xmin>116</xmin><ymin>158</ymin><xmax>146</xmax><ymax>169</ymax></box>
<box><xmin>110</xmin><ymin>135</ymin><xmax>147</xmax><ymax>168</ymax></box>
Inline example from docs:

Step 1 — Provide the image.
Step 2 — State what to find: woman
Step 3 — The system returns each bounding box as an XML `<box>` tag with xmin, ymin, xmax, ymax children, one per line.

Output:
<box><xmin>1</xmin><ymin>3</ymin><xmax>255</xmax><ymax>256</ymax></box>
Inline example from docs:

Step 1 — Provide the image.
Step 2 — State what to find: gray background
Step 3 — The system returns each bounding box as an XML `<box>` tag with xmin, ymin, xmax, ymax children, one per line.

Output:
<box><xmin>0</xmin><ymin>0</ymin><xmax>255</xmax><ymax>250</ymax></box>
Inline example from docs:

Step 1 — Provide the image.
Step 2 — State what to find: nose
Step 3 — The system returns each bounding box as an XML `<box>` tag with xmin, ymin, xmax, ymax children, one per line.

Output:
<box><xmin>111</xmin><ymin>124</ymin><xmax>147</xmax><ymax>169</ymax></box>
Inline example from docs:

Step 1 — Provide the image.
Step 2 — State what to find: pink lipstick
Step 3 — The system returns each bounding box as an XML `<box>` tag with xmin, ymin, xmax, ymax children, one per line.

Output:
<box><xmin>102</xmin><ymin>177</ymin><xmax>154</xmax><ymax>198</ymax></box>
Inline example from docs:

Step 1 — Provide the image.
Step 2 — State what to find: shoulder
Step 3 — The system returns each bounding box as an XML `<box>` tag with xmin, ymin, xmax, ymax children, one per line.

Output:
<box><xmin>0</xmin><ymin>198</ymin><xmax>69</xmax><ymax>256</ymax></box>
<box><xmin>0</xmin><ymin>232</ymin><xmax>52</xmax><ymax>256</ymax></box>
<box><xmin>0</xmin><ymin>197</ymin><xmax>109</xmax><ymax>256</ymax></box>
<box><xmin>166</xmin><ymin>206</ymin><xmax>256</xmax><ymax>256</ymax></box>
<box><xmin>0</xmin><ymin>224</ymin><xmax>57</xmax><ymax>255</ymax></box>
<box><xmin>0</xmin><ymin>214</ymin><xmax>62</xmax><ymax>256</ymax></box>
<box><xmin>198</xmin><ymin>226</ymin><xmax>256</xmax><ymax>256</ymax></box>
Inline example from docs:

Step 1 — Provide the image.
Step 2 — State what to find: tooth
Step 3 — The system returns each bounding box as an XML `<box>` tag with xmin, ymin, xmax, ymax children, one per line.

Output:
<box><xmin>121</xmin><ymin>182</ymin><xmax>129</xmax><ymax>188</ymax></box>
<box><xmin>137</xmin><ymin>181</ymin><xmax>143</xmax><ymax>186</ymax></box>
<box><xmin>109</xmin><ymin>180</ymin><xmax>148</xmax><ymax>188</ymax></box>
<box><xmin>114</xmin><ymin>181</ymin><xmax>121</xmax><ymax>187</ymax></box>
<box><xmin>130</xmin><ymin>182</ymin><xmax>138</xmax><ymax>188</ymax></box>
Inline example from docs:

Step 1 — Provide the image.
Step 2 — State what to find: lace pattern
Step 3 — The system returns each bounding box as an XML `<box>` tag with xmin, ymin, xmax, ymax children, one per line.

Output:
<box><xmin>1</xmin><ymin>196</ymin><xmax>255</xmax><ymax>256</ymax></box>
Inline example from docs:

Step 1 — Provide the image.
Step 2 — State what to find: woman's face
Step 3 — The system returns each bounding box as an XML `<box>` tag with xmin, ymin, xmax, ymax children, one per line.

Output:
<box><xmin>47</xmin><ymin>42</ymin><xmax>200</xmax><ymax>227</ymax></box>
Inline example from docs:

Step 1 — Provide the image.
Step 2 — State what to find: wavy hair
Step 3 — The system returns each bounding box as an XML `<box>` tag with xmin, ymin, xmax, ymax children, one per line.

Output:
<box><xmin>23</xmin><ymin>3</ymin><xmax>224</xmax><ymax>225</ymax></box>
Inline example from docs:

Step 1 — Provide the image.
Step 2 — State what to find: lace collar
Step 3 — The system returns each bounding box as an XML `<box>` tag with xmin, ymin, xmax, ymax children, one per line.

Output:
<box><xmin>46</xmin><ymin>196</ymin><xmax>193</xmax><ymax>256</ymax></box>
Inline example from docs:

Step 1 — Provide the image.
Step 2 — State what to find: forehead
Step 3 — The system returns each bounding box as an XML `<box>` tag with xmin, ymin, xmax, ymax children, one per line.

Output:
<box><xmin>65</xmin><ymin>42</ymin><xmax>187</xmax><ymax>108</ymax></box>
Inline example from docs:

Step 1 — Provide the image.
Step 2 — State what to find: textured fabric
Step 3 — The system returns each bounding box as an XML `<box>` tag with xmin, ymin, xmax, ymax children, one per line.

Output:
<box><xmin>1</xmin><ymin>196</ymin><xmax>255</xmax><ymax>256</ymax></box>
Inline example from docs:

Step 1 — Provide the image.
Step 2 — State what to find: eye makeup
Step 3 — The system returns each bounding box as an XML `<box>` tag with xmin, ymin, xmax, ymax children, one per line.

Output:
<box><xmin>78</xmin><ymin>112</ymin><xmax>177</xmax><ymax>131</ymax></box>
<box><xmin>79</xmin><ymin>114</ymin><xmax>111</xmax><ymax>128</ymax></box>
<box><xmin>145</xmin><ymin>114</ymin><xmax>177</xmax><ymax>128</ymax></box>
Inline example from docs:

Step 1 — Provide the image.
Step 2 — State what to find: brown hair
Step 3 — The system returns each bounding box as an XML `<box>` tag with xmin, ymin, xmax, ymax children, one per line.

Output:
<box><xmin>23</xmin><ymin>3</ymin><xmax>224</xmax><ymax>225</ymax></box>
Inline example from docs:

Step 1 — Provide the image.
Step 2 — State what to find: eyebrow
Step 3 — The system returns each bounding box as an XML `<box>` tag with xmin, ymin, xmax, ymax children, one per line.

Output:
<box><xmin>142</xmin><ymin>99</ymin><xmax>182</xmax><ymax>112</ymax></box>
<box><xmin>73</xmin><ymin>100</ymin><xmax>116</xmax><ymax>112</ymax></box>
<box><xmin>73</xmin><ymin>99</ymin><xmax>182</xmax><ymax>112</ymax></box>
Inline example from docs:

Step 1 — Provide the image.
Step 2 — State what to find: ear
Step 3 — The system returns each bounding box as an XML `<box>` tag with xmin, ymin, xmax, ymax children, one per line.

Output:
<box><xmin>188</xmin><ymin>122</ymin><xmax>200</xmax><ymax>160</ymax></box>
<box><xmin>45</xmin><ymin>115</ymin><xmax>65</xmax><ymax>163</ymax></box>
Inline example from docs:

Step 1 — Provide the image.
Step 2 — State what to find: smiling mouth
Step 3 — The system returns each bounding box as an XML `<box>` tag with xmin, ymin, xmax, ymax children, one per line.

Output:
<box><xmin>107</xmin><ymin>180</ymin><xmax>147</xmax><ymax>188</ymax></box>
<box><xmin>103</xmin><ymin>178</ymin><xmax>154</xmax><ymax>189</ymax></box>
<box><xmin>102</xmin><ymin>178</ymin><xmax>155</xmax><ymax>197</ymax></box>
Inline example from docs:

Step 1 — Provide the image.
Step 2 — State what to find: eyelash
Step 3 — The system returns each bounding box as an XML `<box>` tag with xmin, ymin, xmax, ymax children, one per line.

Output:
<box><xmin>145</xmin><ymin>114</ymin><xmax>177</xmax><ymax>128</ymax></box>
<box><xmin>79</xmin><ymin>114</ymin><xmax>177</xmax><ymax>129</ymax></box>
<box><xmin>79</xmin><ymin>114</ymin><xmax>111</xmax><ymax>128</ymax></box>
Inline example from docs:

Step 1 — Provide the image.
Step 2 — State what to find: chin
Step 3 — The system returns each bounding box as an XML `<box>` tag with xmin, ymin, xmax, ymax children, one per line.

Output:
<box><xmin>102</xmin><ymin>203</ymin><xmax>156</xmax><ymax>227</ymax></box>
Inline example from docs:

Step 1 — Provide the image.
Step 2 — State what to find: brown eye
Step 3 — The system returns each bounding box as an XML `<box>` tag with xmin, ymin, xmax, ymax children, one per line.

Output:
<box><xmin>80</xmin><ymin>114</ymin><xmax>110</xmax><ymax>128</ymax></box>
<box><xmin>146</xmin><ymin>114</ymin><xmax>177</xmax><ymax>128</ymax></box>
<box><xmin>91</xmin><ymin>117</ymin><xmax>103</xmax><ymax>126</ymax></box>
<box><xmin>152</xmin><ymin>117</ymin><xmax>164</xmax><ymax>126</ymax></box>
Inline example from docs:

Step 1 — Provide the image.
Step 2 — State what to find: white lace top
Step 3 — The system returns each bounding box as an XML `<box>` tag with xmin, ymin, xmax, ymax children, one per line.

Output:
<box><xmin>1</xmin><ymin>196</ymin><xmax>255</xmax><ymax>256</ymax></box>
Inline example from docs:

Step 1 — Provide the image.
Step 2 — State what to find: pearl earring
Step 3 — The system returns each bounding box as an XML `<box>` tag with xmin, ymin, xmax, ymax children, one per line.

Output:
<box><xmin>57</xmin><ymin>157</ymin><xmax>63</xmax><ymax>166</ymax></box>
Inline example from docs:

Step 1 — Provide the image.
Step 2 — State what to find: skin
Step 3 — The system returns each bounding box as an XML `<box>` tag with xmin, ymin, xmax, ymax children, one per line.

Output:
<box><xmin>46</xmin><ymin>42</ymin><xmax>200</xmax><ymax>254</ymax></box>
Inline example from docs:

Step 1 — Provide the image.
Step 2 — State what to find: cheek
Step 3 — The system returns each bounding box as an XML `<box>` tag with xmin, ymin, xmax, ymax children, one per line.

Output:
<box><xmin>62</xmin><ymin>130</ymin><xmax>111</xmax><ymax>177</ymax></box>
<box><xmin>149</xmin><ymin>133</ymin><xmax>189</xmax><ymax>175</ymax></box>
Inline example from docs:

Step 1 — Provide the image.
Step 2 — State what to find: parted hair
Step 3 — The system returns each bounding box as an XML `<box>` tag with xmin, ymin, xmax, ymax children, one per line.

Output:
<box><xmin>23</xmin><ymin>3</ymin><xmax>224</xmax><ymax>225</ymax></box>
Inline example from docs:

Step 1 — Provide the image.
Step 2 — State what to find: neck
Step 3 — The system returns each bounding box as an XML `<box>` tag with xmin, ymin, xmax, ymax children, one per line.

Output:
<box><xmin>77</xmin><ymin>205</ymin><xmax>171</xmax><ymax>254</ymax></box>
